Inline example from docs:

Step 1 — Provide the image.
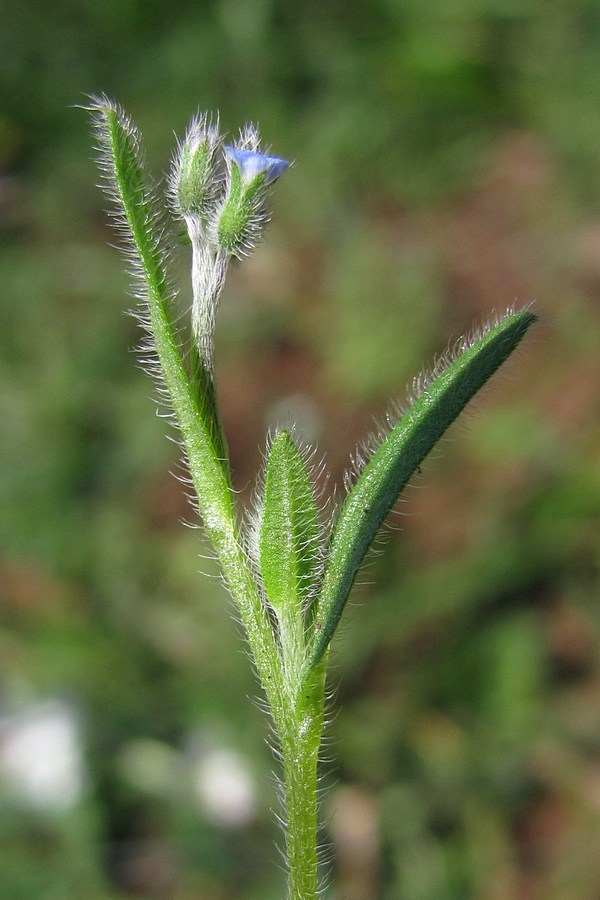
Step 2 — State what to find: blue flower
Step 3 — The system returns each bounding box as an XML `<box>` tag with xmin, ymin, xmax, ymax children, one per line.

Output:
<box><xmin>224</xmin><ymin>146</ymin><xmax>289</xmax><ymax>186</ymax></box>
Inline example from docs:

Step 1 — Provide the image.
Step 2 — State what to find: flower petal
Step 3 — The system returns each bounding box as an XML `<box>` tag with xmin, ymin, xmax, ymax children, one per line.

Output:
<box><xmin>225</xmin><ymin>146</ymin><xmax>289</xmax><ymax>185</ymax></box>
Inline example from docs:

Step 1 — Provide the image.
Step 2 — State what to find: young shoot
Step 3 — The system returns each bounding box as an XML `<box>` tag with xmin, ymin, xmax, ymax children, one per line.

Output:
<box><xmin>88</xmin><ymin>96</ymin><xmax>537</xmax><ymax>899</ymax></box>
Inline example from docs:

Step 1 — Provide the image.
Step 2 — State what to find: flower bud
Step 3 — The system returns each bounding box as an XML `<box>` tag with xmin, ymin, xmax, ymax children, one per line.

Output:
<box><xmin>170</xmin><ymin>115</ymin><xmax>221</xmax><ymax>220</ymax></box>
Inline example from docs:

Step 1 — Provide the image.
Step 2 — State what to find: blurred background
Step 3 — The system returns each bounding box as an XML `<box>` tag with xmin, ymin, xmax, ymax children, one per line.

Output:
<box><xmin>1</xmin><ymin>1</ymin><xmax>600</xmax><ymax>897</ymax></box>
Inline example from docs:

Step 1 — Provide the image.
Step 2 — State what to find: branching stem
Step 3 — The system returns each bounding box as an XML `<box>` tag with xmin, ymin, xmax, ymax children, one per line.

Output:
<box><xmin>90</xmin><ymin>96</ymin><xmax>536</xmax><ymax>900</ymax></box>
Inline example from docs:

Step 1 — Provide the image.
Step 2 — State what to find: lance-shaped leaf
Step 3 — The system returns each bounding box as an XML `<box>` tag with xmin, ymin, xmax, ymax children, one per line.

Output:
<box><xmin>259</xmin><ymin>430</ymin><xmax>321</xmax><ymax>621</ymax></box>
<box><xmin>91</xmin><ymin>96</ymin><xmax>167</xmax><ymax>295</ymax></box>
<box><xmin>305</xmin><ymin>308</ymin><xmax>537</xmax><ymax>675</ymax></box>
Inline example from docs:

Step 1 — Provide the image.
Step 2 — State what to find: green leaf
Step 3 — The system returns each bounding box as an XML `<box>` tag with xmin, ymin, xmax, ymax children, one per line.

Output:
<box><xmin>305</xmin><ymin>308</ymin><xmax>537</xmax><ymax>674</ymax></box>
<box><xmin>93</xmin><ymin>98</ymin><xmax>166</xmax><ymax>293</ymax></box>
<box><xmin>259</xmin><ymin>430</ymin><xmax>321</xmax><ymax>617</ymax></box>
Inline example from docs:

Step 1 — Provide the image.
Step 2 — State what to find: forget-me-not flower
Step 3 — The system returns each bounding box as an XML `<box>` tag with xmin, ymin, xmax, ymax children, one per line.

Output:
<box><xmin>224</xmin><ymin>146</ymin><xmax>289</xmax><ymax>186</ymax></box>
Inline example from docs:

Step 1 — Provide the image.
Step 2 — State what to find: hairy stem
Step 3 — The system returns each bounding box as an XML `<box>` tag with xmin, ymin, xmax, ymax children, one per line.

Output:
<box><xmin>278</xmin><ymin>661</ymin><xmax>327</xmax><ymax>899</ymax></box>
<box><xmin>282</xmin><ymin>732</ymin><xmax>320</xmax><ymax>899</ymax></box>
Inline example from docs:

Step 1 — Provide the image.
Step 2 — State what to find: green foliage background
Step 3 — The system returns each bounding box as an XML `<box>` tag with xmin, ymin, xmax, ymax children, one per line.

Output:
<box><xmin>1</xmin><ymin>2</ymin><xmax>599</xmax><ymax>897</ymax></box>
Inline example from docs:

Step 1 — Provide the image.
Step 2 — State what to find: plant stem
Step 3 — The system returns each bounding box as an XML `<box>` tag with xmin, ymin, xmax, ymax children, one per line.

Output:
<box><xmin>282</xmin><ymin>732</ymin><xmax>320</xmax><ymax>898</ymax></box>
<box><xmin>277</xmin><ymin>661</ymin><xmax>327</xmax><ymax>899</ymax></box>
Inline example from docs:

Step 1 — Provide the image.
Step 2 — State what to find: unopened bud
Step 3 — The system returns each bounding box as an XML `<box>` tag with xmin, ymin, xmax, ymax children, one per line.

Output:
<box><xmin>170</xmin><ymin>115</ymin><xmax>221</xmax><ymax>220</ymax></box>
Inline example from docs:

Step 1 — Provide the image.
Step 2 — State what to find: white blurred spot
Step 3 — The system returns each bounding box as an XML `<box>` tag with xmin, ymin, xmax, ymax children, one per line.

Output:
<box><xmin>0</xmin><ymin>700</ymin><xmax>84</xmax><ymax>811</ymax></box>
<box><xmin>193</xmin><ymin>745</ymin><xmax>257</xmax><ymax>828</ymax></box>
